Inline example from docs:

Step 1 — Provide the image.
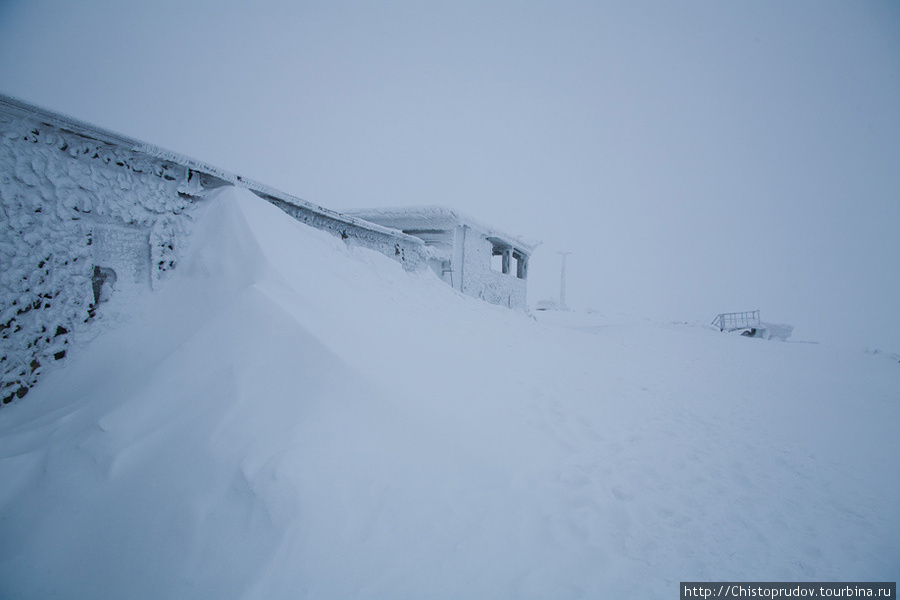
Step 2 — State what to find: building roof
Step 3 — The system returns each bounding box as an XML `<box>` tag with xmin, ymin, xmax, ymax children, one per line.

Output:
<box><xmin>344</xmin><ymin>206</ymin><xmax>540</xmax><ymax>254</ymax></box>
<box><xmin>0</xmin><ymin>92</ymin><xmax>425</xmax><ymax>249</ymax></box>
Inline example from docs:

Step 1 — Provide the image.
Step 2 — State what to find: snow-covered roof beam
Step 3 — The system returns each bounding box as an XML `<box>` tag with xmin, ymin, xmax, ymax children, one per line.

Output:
<box><xmin>346</xmin><ymin>206</ymin><xmax>539</xmax><ymax>255</ymax></box>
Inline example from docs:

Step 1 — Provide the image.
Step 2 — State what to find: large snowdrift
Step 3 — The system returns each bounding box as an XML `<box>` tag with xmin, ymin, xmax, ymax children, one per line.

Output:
<box><xmin>1</xmin><ymin>187</ymin><xmax>898</xmax><ymax>599</ymax></box>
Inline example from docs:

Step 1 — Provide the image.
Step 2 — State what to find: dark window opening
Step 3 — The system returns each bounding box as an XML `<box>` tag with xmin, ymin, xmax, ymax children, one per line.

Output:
<box><xmin>491</xmin><ymin>251</ymin><xmax>504</xmax><ymax>273</ymax></box>
<box><xmin>491</xmin><ymin>241</ymin><xmax>527</xmax><ymax>279</ymax></box>
<box><xmin>491</xmin><ymin>245</ymin><xmax>511</xmax><ymax>274</ymax></box>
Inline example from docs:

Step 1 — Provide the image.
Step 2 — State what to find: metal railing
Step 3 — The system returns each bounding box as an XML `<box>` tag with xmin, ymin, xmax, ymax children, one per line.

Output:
<box><xmin>712</xmin><ymin>310</ymin><xmax>761</xmax><ymax>331</ymax></box>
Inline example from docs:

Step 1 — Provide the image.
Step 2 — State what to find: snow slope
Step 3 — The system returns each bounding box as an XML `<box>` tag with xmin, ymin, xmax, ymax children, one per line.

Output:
<box><xmin>0</xmin><ymin>187</ymin><xmax>897</xmax><ymax>599</ymax></box>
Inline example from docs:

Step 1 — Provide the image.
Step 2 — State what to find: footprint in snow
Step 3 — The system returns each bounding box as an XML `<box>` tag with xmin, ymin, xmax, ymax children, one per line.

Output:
<box><xmin>611</xmin><ymin>485</ymin><xmax>634</xmax><ymax>502</ymax></box>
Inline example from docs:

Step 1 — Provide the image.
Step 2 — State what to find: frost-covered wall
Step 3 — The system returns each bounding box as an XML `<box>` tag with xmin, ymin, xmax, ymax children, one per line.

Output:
<box><xmin>342</xmin><ymin>207</ymin><xmax>535</xmax><ymax>310</ymax></box>
<box><xmin>254</xmin><ymin>192</ymin><xmax>428</xmax><ymax>272</ymax></box>
<box><xmin>0</xmin><ymin>108</ymin><xmax>204</xmax><ymax>404</ymax></box>
<box><xmin>0</xmin><ymin>94</ymin><xmax>433</xmax><ymax>405</ymax></box>
<box><xmin>461</xmin><ymin>227</ymin><xmax>527</xmax><ymax>309</ymax></box>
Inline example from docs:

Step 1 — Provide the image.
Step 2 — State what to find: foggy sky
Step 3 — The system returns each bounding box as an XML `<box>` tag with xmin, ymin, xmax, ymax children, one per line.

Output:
<box><xmin>1</xmin><ymin>0</ymin><xmax>898</xmax><ymax>350</ymax></box>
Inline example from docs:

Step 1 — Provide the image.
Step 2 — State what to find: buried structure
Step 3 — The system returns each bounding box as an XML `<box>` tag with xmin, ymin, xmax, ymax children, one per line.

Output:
<box><xmin>346</xmin><ymin>206</ymin><xmax>539</xmax><ymax>310</ymax></box>
<box><xmin>712</xmin><ymin>310</ymin><xmax>794</xmax><ymax>341</ymax></box>
<box><xmin>0</xmin><ymin>92</ymin><xmax>538</xmax><ymax>404</ymax></box>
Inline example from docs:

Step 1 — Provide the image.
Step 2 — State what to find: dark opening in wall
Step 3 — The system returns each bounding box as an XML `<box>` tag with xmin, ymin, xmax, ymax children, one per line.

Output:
<box><xmin>491</xmin><ymin>251</ymin><xmax>504</xmax><ymax>273</ymax></box>
<box><xmin>91</xmin><ymin>266</ymin><xmax>117</xmax><ymax>305</ymax></box>
<box><xmin>492</xmin><ymin>241</ymin><xmax>528</xmax><ymax>280</ymax></box>
<box><xmin>491</xmin><ymin>244</ymin><xmax>511</xmax><ymax>274</ymax></box>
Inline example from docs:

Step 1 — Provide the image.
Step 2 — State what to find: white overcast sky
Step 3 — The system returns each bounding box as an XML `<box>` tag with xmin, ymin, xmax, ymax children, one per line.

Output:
<box><xmin>1</xmin><ymin>0</ymin><xmax>898</xmax><ymax>349</ymax></box>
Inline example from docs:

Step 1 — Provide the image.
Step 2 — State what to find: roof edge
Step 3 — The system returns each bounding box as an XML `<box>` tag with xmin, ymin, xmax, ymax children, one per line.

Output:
<box><xmin>0</xmin><ymin>91</ymin><xmax>427</xmax><ymax>248</ymax></box>
<box><xmin>344</xmin><ymin>205</ymin><xmax>541</xmax><ymax>253</ymax></box>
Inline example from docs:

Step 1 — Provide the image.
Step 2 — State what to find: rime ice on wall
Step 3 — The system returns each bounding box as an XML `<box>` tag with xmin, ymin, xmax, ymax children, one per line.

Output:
<box><xmin>257</xmin><ymin>194</ymin><xmax>429</xmax><ymax>272</ymax></box>
<box><xmin>461</xmin><ymin>229</ymin><xmax>527</xmax><ymax>309</ymax></box>
<box><xmin>0</xmin><ymin>110</ymin><xmax>204</xmax><ymax>404</ymax></box>
<box><xmin>0</xmin><ymin>94</ymin><xmax>488</xmax><ymax>406</ymax></box>
<box><xmin>0</xmin><ymin>95</ymin><xmax>436</xmax><ymax>406</ymax></box>
<box><xmin>343</xmin><ymin>207</ymin><xmax>537</xmax><ymax>310</ymax></box>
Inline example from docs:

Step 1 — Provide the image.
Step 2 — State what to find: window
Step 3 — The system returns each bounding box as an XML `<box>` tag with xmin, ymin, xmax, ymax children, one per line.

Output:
<box><xmin>491</xmin><ymin>251</ymin><xmax>505</xmax><ymax>273</ymax></box>
<box><xmin>491</xmin><ymin>244</ymin><xmax>511</xmax><ymax>274</ymax></box>
<box><xmin>491</xmin><ymin>240</ymin><xmax>527</xmax><ymax>279</ymax></box>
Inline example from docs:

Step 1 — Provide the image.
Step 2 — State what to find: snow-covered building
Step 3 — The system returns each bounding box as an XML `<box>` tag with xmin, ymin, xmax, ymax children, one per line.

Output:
<box><xmin>0</xmin><ymin>93</ymin><xmax>540</xmax><ymax>405</ymax></box>
<box><xmin>0</xmin><ymin>92</ymin><xmax>427</xmax><ymax>404</ymax></box>
<box><xmin>345</xmin><ymin>207</ymin><xmax>538</xmax><ymax>310</ymax></box>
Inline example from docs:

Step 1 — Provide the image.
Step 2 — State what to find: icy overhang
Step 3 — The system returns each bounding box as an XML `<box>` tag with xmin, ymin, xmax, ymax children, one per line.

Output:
<box><xmin>344</xmin><ymin>206</ymin><xmax>540</xmax><ymax>256</ymax></box>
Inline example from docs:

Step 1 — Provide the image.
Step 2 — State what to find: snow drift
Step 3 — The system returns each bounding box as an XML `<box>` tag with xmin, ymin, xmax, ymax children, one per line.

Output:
<box><xmin>0</xmin><ymin>187</ymin><xmax>898</xmax><ymax>599</ymax></box>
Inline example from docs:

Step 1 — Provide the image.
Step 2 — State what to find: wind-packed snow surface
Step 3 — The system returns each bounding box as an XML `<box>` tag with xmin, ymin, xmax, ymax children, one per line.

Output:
<box><xmin>1</xmin><ymin>187</ymin><xmax>897</xmax><ymax>599</ymax></box>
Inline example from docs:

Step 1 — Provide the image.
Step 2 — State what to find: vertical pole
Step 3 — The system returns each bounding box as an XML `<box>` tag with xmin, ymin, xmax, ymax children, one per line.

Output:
<box><xmin>558</xmin><ymin>252</ymin><xmax>571</xmax><ymax>311</ymax></box>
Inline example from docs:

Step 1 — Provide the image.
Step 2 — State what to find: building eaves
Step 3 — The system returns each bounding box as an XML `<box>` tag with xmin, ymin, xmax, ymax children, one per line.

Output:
<box><xmin>345</xmin><ymin>205</ymin><xmax>540</xmax><ymax>255</ymax></box>
<box><xmin>0</xmin><ymin>92</ymin><xmax>424</xmax><ymax>248</ymax></box>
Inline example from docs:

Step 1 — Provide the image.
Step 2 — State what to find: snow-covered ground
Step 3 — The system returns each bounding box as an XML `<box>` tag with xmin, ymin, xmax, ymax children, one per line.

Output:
<box><xmin>1</xmin><ymin>187</ymin><xmax>897</xmax><ymax>599</ymax></box>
